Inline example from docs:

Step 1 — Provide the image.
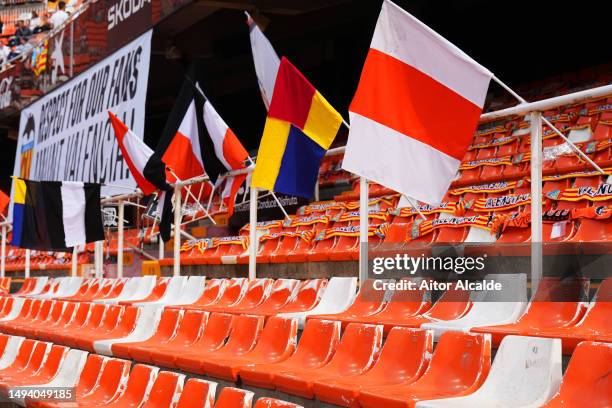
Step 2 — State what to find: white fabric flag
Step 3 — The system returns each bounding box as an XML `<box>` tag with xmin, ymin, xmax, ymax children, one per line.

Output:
<box><xmin>246</xmin><ymin>12</ymin><xmax>280</xmax><ymax>109</ymax></box>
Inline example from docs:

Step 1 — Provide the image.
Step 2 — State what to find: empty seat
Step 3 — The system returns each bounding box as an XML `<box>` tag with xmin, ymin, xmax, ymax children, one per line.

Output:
<box><xmin>348</xmin><ymin>279</ymin><xmax>431</xmax><ymax>331</ymax></box>
<box><xmin>103</xmin><ymin>364</ymin><xmax>159</xmax><ymax>408</ymax></box>
<box><xmin>72</xmin><ymin>305</ymin><xmax>124</xmax><ymax>351</ymax></box>
<box><xmin>140</xmin><ymin>371</ymin><xmax>185</xmax><ymax>408</ymax></box>
<box><xmin>213</xmin><ymin>387</ymin><xmax>254</xmax><ymax>408</ymax></box>
<box><xmin>541</xmin><ymin>341</ymin><xmax>612</xmax><ymax>407</ymax></box>
<box><xmin>150</xmin><ymin>310</ymin><xmax>208</xmax><ymax>368</ymax></box>
<box><xmin>358</xmin><ymin>332</ymin><xmax>491</xmax><ymax>408</ymax></box>
<box><xmin>111</xmin><ymin>308</ymin><xmax>183</xmax><ymax>362</ymax></box>
<box><xmin>230</xmin><ymin>279</ymin><xmax>299</xmax><ymax>315</ymax></box>
<box><xmin>416</xmin><ymin>336</ymin><xmax>562</xmax><ymax>408</ymax></box>
<box><xmin>274</xmin><ymin>323</ymin><xmax>383</xmax><ymax>399</ymax></box>
<box><xmin>280</xmin><ymin>277</ymin><xmax>357</xmax><ymax>327</ymax></box>
<box><xmin>254</xmin><ymin>398</ymin><xmax>303</xmax><ymax>408</ymax></box>
<box><xmin>422</xmin><ymin>274</ymin><xmax>528</xmax><ymax>339</ymax></box>
<box><xmin>94</xmin><ymin>307</ymin><xmax>162</xmax><ymax>356</ymax></box>
<box><xmin>183</xmin><ymin>278</ymin><xmax>247</xmax><ymax>311</ymax></box>
<box><xmin>314</xmin><ymin>327</ymin><xmax>433</xmax><ymax>407</ymax></box>
<box><xmin>254</xmin><ymin>279</ymin><xmax>327</xmax><ymax>317</ymax></box>
<box><xmin>79</xmin><ymin>306</ymin><xmax>141</xmax><ymax>352</ymax></box>
<box><xmin>70</xmin><ymin>357</ymin><xmax>131</xmax><ymax>406</ymax></box>
<box><xmin>177</xmin><ymin>378</ymin><xmax>217</xmax><ymax>408</ymax></box>
<box><xmin>472</xmin><ymin>277</ymin><xmax>589</xmax><ymax>346</ymax></box>
<box><xmin>534</xmin><ymin>278</ymin><xmax>612</xmax><ymax>353</ymax></box>
<box><xmin>201</xmin><ymin>316</ymin><xmax>298</xmax><ymax>381</ymax></box>
<box><xmin>307</xmin><ymin>279</ymin><xmax>385</xmax><ymax>325</ymax></box>
<box><xmin>174</xmin><ymin>313</ymin><xmax>234</xmax><ymax>373</ymax></box>
<box><xmin>179</xmin><ymin>314</ymin><xmax>264</xmax><ymax>375</ymax></box>
<box><xmin>239</xmin><ymin>319</ymin><xmax>341</xmax><ymax>390</ymax></box>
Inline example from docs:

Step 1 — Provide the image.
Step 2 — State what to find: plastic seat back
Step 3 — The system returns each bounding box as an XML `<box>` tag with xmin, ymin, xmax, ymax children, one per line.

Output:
<box><xmin>213</xmin><ymin>387</ymin><xmax>254</xmax><ymax>408</ymax></box>
<box><xmin>35</xmin><ymin>344</ymin><xmax>68</xmax><ymax>380</ymax></box>
<box><xmin>170</xmin><ymin>310</ymin><xmax>207</xmax><ymax>344</ymax></box>
<box><xmin>45</xmin><ymin>301</ymin><xmax>66</xmax><ymax>324</ymax></box>
<box><xmin>289</xmin><ymin>319</ymin><xmax>340</xmax><ymax>370</ymax></box>
<box><xmin>69</xmin><ymin>302</ymin><xmax>93</xmax><ymax>328</ymax></box>
<box><xmin>2</xmin><ymin>338</ymin><xmax>35</xmax><ymax>371</ymax></box>
<box><xmin>197</xmin><ymin>279</ymin><xmax>226</xmax><ymax>305</ymax></box>
<box><xmin>152</xmin><ymin>309</ymin><xmax>183</xmax><ymax>341</ymax></box>
<box><xmin>222</xmin><ymin>314</ymin><xmax>265</xmax><ymax>354</ymax></box>
<box><xmin>576</xmin><ymin>278</ymin><xmax>612</xmax><ymax>331</ymax></box>
<box><xmin>232</xmin><ymin>279</ymin><xmax>273</xmax><ymax>309</ymax></box>
<box><xmin>343</xmin><ymin>279</ymin><xmax>386</xmax><ymax>316</ymax></box>
<box><xmin>177</xmin><ymin>378</ymin><xmax>217</xmax><ymax>408</ymax></box>
<box><xmin>22</xmin><ymin>341</ymin><xmax>51</xmax><ymax>375</ymax></box>
<box><xmin>141</xmin><ymin>371</ymin><xmax>185</xmax><ymax>408</ymax></box>
<box><xmin>257</xmin><ymin>279</ymin><xmax>299</xmax><ymax>309</ymax></box>
<box><xmin>113</xmin><ymin>306</ymin><xmax>140</xmax><ymax>334</ymax></box>
<box><xmin>99</xmin><ymin>305</ymin><xmax>123</xmax><ymax>331</ymax></box>
<box><xmin>196</xmin><ymin>313</ymin><xmax>233</xmax><ymax>350</ymax></box>
<box><xmin>254</xmin><ymin>398</ymin><xmax>303</xmax><ymax>408</ymax></box>
<box><xmin>542</xmin><ymin>341</ymin><xmax>612</xmax><ymax>407</ymax></box>
<box><xmin>324</xmin><ymin>323</ymin><xmax>383</xmax><ymax>376</ymax></box>
<box><xmin>289</xmin><ymin>279</ymin><xmax>327</xmax><ymax>310</ymax></box>
<box><xmin>82</xmin><ymin>358</ymin><xmax>131</xmax><ymax>404</ymax></box>
<box><xmin>467</xmin><ymin>336</ymin><xmax>562</xmax><ymax>406</ymax></box>
<box><xmin>250</xmin><ymin>317</ymin><xmax>298</xmax><ymax>360</ymax></box>
<box><xmin>76</xmin><ymin>354</ymin><xmax>105</xmax><ymax>396</ymax></box>
<box><xmin>214</xmin><ymin>279</ymin><xmax>248</xmax><ymax>308</ymax></box>
<box><xmin>424</xmin><ymin>287</ymin><xmax>471</xmax><ymax>321</ymax></box>
<box><xmin>410</xmin><ymin>332</ymin><xmax>491</xmax><ymax>395</ymax></box>
<box><xmin>85</xmin><ymin>303</ymin><xmax>108</xmax><ymax>329</ymax></box>
<box><xmin>360</xmin><ymin>327</ymin><xmax>433</xmax><ymax>384</ymax></box>
<box><xmin>112</xmin><ymin>364</ymin><xmax>159</xmax><ymax>406</ymax></box>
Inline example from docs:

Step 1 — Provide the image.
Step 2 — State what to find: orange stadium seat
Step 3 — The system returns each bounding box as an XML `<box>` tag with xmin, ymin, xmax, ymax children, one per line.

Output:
<box><xmin>55</xmin><ymin>303</ymin><xmax>107</xmax><ymax>348</ymax></box>
<box><xmin>213</xmin><ymin>387</ymin><xmax>254</xmax><ymax>408</ymax></box>
<box><xmin>114</xmin><ymin>308</ymin><xmax>182</xmax><ymax>362</ymax></box>
<box><xmin>239</xmin><ymin>319</ymin><xmax>340</xmax><ymax>390</ymax></box>
<box><xmin>72</xmin><ymin>305</ymin><xmax>123</xmax><ymax>350</ymax></box>
<box><xmin>140</xmin><ymin>371</ymin><xmax>184</xmax><ymax>408</ymax></box>
<box><xmin>201</xmin><ymin>316</ymin><xmax>298</xmax><ymax>381</ymax></box>
<box><xmin>274</xmin><ymin>323</ymin><xmax>383</xmax><ymax>399</ymax></box>
<box><xmin>541</xmin><ymin>341</ymin><xmax>612</xmax><ymax>407</ymax></box>
<box><xmin>177</xmin><ymin>378</ymin><xmax>216</xmax><ymax>408</ymax></box>
<box><xmin>473</xmin><ymin>277</ymin><xmax>589</xmax><ymax>346</ymax></box>
<box><xmin>181</xmin><ymin>278</ymin><xmax>247</xmax><ymax>311</ymax></box>
<box><xmin>78</xmin><ymin>306</ymin><xmax>141</xmax><ymax>352</ymax></box>
<box><xmin>102</xmin><ymin>364</ymin><xmax>159</xmax><ymax>408</ymax></box>
<box><xmin>230</xmin><ymin>279</ymin><xmax>299</xmax><ymax>315</ymax></box>
<box><xmin>174</xmin><ymin>312</ymin><xmax>234</xmax><ymax>373</ymax></box>
<box><xmin>150</xmin><ymin>310</ymin><xmax>208</xmax><ymax>368</ymax></box>
<box><xmin>358</xmin><ymin>332</ymin><xmax>491</xmax><ymax>408</ymax></box>
<box><xmin>314</xmin><ymin>327</ymin><xmax>433</xmax><ymax>407</ymax></box>
<box><xmin>308</xmin><ymin>279</ymin><xmax>386</xmax><ymax>325</ymax></box>
<box><xmin>254</xmin><ymin>398</ymin><xmax>302</xmax><ymax>408</ymax></box>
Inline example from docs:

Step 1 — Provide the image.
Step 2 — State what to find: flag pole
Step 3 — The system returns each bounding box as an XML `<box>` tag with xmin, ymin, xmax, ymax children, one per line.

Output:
<box><xmin>248</xmin><ymin>186</ymin><xmax>258</xmax><ymax>279</ymax></box>
<box><xmin>168</xmin><ymin>169</ymin><xmax>217</xmax><ymax>225</ymax></box>
<box><xmin>117</xmin><ymin>200</ymin><xmax>124</xmax><ymax>279</ymax></box>
<box><xmin>403</xmin><ymin>195</ymin><xmax>427</xmax><ymax>220</ymax></box>
<box><xmin>246</xmin><ymin>156</ymin><xmax>291</xmax><ymax>220</ymax></box>
<box><xmin>0</xmin><ymin>224</ymin><xmax>6</xmax><ymax>278</ymax></box>
<box><xmin>492</xmin><ymin>76</ymin><xmax>605</xmax><ymax>175</ymax></box>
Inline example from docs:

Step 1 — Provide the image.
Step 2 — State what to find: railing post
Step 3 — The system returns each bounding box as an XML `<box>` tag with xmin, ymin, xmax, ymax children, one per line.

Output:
<box><xmin>0</xmin><ymin>225</ymin><xmax>6</xmax><ymax>278</ymax></box>
<box><xmin>94</xmin><ymin>240</ymin><xmax>103</xmax><ymax>278</ymax></box>
<box><xmin>530</xmin><ymin>111</ymin><xmax>543</xmax><ymax>294</ymax></box>
<box><xmin>173</xmin><ymin>186</ymin><xmax>182</xmax><ymax>277</ymax></box>
<box><xmin>117</xmin><ymin>200</ymin><xmax>124</xmax><ymax>278</ymax></box>
<box><xmin>25</xmin><ymin>249</ymin><xmax>30</xmax><ymax>278</ymax></box>
<box><xmin>158</xmin><ymin>233</ymin><xmax>164</xmax><ymax>260</ymax></box>
<box><xmin>71</xmin><ymin>246</ymin><xmax>78</xmax><ymax>276</ymax></box>
<box><xmin>359</xmin><ymin>176</ymin><xmax>369</xmax><ymax>283</ymax></box>
<box><xmin>248</xmin><ymin>187</ymin><xmax>258</xmax><ymax>280</ymax></box>
<box><xmin>69</xmin><ymin>21</ymin><xmax>74</xmax><ymax>77</ymax></box>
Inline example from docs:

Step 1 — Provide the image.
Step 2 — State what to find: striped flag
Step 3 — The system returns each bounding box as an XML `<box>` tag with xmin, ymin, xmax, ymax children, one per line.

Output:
<box><xmin>342</xmin><ymin>0</ymin><xmax>493</xmax><ymax>204</ymax></box>
<box><xmin>108</xmin><ymin>112</ymin><xmax>158</xmax><ymax>196</ymax></box>
<box><xmin>11</xmin><ymin>178</ymin><xmax>104</xmax><ymax>250</ymax></box>
<box><xmin>251</xmin><ymin>57</ymin><xmax>342</xmax><ymax>199</ymax></box>
<box><xmin>246</xmin><ymin>12</ymin><xmax>280</xmax><ymax>109</ymax></box>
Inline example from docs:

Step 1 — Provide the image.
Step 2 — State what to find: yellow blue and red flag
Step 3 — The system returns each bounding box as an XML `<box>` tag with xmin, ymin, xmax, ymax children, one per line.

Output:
<box><xmin>251</xmin><ymin>57</ymin><xmax>342</xmax><ymax>198</ymax></box>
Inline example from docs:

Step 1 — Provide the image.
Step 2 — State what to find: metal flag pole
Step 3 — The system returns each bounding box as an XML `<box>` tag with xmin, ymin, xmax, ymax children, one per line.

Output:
<box><xmin>0</xmin><ymin>224</ymin><xmax>6</xmax><ymax>278</ymax></box>
<box><xmin>248</xmin><ymin>185</ymin><xmax>258</xmax><ymax>279</ymax></box>
<box><xmin>169</xmin><ymin>169</ymin><xmax>217</xmax><ymax>225</ymax></box>
<box><xmin>173</xmin><ymin>185</ymin><xmax>182</xmax><ymax>277</ymax></box>
<box><xmin>117</xmin><ymin>200</ymin><xmax>125</xmax><ymax>278</ymax></box>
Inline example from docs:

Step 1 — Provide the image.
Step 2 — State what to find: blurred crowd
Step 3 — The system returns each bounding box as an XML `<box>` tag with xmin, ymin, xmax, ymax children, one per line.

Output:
<box><xmin>0</xmin><ymin>0</ymin><xmax>75</xmax><ymax>65</ymax></box>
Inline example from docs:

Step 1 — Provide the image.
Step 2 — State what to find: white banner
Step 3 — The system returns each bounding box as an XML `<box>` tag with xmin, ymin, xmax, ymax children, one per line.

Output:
<box><xmin>12</xmin><ymin>30</ymin><xmax>152</xmax><ymax>206</ymax></box>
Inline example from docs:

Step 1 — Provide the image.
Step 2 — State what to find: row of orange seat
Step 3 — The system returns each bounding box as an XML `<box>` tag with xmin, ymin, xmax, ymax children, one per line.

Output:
<box><xmin>0</xmin><ymin>333</ymin><xmax>300</xmax><ymax>408</ymax></box>
<box><xmin>2</xmin><ymin>250</ymin><xmax>90</xmax><ymax>272</ymax></box>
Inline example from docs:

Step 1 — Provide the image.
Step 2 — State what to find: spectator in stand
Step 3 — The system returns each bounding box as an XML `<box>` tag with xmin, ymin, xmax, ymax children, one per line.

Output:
<box><xmin>33</xmin><ymin>13</ymin><xmax>52</xmax><ymax>33</ymax></box>
<box><xmin>0</xmin><ymin>40</ymin><xmax>10</xmax><ymax>64</ymax></box>
<box><xmin>30</xmin><ymin>11</ymin><xmax>41</xmax><ymax>28</ymax></box>
<box><xmin>0</xmin><ymin>18</ymin><xmax>4</xmax><ymax>36</ymax></box>
<box><xmin>15</xmin><ymin>20</ymin><xmax>32</xmax><ymax>39</ymax></box>
<box><xmin>49</xmin><ymin>2</ymin><xmax>69</xmax><ymax>29</ymax></box>
<box><xmin>7</xmin><ymin>45</ymin><xmax>19</xmax><ymax>61</ymax></box>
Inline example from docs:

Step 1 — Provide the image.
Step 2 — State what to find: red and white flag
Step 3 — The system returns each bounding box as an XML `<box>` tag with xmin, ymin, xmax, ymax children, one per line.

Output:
<box><xmin>342</xmin><ymin>0</ymin><xmax>492</xmax><ymax>203</ymax></box>
<box><xmin>162</xmin><ymin>100</ymin><xmax>206</xmax><ymax>182</ymax></box>
<box><xmin>202</xmin><ymin>99</ymin><xmax>249</xmax><ymax>216</ymax></box>
<box><xmin>108</xmin><ymin>112</ymin><xmax>157</xmax><ymax>196</ymax></box>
